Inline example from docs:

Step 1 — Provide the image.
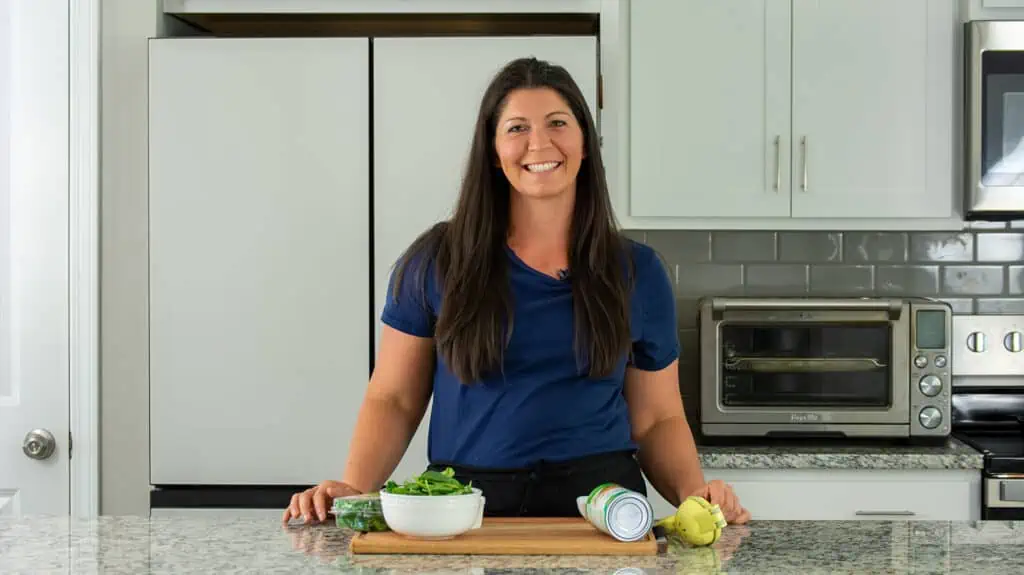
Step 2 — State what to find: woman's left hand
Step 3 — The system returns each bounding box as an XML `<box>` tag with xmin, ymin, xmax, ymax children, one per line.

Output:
<box><xmin>689</xmin><ymin>479</ymin><xmax>751</xmax><ymax>525</ymax></box>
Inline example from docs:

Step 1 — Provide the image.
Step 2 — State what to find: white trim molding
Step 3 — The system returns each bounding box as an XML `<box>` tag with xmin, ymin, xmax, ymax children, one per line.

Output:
<box><xmin>69</xmin><ymin>0</ymin><xmax>101</xmax><ymax>519</ymax></box>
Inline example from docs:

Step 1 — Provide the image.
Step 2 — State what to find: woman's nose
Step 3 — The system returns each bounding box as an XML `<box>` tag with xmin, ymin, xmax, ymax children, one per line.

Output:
<box><xmin>527</xmin><ymin>127</ymin><xmax>552</xmax><ymax>151</ymax></box>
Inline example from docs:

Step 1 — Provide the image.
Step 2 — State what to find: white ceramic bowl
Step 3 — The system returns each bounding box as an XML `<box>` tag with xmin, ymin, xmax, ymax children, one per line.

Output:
<box><xmin>379</xmin><ymin>487</ymin><xmax>485</xmax><ymax>539</ymax></box>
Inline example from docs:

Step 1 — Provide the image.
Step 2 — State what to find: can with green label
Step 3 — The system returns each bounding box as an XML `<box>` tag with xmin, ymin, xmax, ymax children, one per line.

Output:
<box><xmin>576</xmin><ymin>483</ymin><xmax>653</xmax><ymax>542</ymax></box>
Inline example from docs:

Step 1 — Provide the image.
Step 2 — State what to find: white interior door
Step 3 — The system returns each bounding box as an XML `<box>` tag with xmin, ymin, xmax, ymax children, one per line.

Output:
<box><xmin>372</xmin><ymin>36</ymin><xmax>598</xmax><ymax>485</ymax></box>
<box><xmin>0</xmin><ymin>0</ymin><xmax>72</xmax><ymax>516</ymax></box>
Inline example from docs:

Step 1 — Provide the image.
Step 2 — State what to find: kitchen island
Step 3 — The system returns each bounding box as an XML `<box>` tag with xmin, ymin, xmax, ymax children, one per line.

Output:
<box><xmin>2</xmin><ymin>516</ymin><xmax>1021</xmax><ymax>574</ymax></box>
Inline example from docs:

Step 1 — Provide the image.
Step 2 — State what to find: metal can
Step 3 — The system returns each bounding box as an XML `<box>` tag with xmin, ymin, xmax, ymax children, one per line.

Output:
<box><xmin>576</xmin><ymin>483</ymin><xmax>653</xmax><ymax>542</ymax></box>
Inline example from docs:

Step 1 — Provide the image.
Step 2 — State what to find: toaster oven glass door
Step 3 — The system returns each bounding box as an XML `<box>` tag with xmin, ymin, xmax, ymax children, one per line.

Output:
<box><xmin>719</xmin><ymin>322</ymin><xmax>891</xmax><ymax>408</ymax></box>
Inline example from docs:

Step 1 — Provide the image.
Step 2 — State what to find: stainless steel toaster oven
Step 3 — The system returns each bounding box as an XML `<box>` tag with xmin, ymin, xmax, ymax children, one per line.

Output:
<box><xmin>698</xmin><ymin>297</ymin><xmax>952</xmax><ymax>440</ymax></box>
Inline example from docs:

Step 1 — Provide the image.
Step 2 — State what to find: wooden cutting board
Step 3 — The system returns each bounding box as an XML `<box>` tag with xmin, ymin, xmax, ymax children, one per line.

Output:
<box><xmin>349</xmin><ymin>517</ymin><xmax>657</xmax><ymax>556</ymax></box>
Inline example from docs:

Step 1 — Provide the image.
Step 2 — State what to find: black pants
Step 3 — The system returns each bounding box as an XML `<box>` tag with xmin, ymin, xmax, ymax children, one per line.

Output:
<box><xmin>426</xmin><ymin>450</ymin><xmax>647</xmax><ymax>518</ymax></box>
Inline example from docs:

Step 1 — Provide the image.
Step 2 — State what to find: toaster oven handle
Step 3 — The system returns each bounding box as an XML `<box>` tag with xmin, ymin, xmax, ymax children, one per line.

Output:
<box><xmin>710</xmin><ymin>298</ymin><xmax>903</xmax><ymax>315</ymax></box>
<box><xmin>724</xmin><ymin>357</ymin><xmax>888</xmax><ymax>373</ymax></box>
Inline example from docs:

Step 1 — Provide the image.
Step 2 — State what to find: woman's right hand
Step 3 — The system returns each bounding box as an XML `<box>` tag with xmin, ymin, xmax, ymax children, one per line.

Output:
<box><xmin>282</xmin><ymin>480</ymin><xmax>362</xmax><ymax>525</ymax></box>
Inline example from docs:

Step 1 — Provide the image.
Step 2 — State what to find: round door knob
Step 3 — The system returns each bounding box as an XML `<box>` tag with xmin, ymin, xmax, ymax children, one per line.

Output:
<box><xmin>966</xmin><ymin>331</ymin><xmax>987</xmax><ymax>353</ymax></box>
<box><xmin>918</xmin><ymin>407</ymin><xmax>943</xmax><ymax>430</ymax></box>
<box><xmin>22</xmin><ymin>429</ymin><xmax>56</xmax><ymax>460</ymax></box>
<box><xmin>918</xmin><ymin>375</ymin><xmax>943</xmax><ymax>397</ymax></box>
<box><xmin>1005</xmin><ymin>331</ymin><xmax>1023</xmax><ymax>353</ymax></box>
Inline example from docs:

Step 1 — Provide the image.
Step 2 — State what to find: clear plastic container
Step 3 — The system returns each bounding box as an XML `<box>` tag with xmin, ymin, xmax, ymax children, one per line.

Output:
<box><xmin>330</xmin><ymin>493</ymin><xmax>389</xmax><ymax>532</ymax></box>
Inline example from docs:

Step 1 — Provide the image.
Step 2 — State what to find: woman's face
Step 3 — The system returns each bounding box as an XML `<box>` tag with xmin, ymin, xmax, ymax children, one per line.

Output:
<box><xmin>493</xmin><ymin>87</ymin><xmax>585</xmax><ymax>200</ymax></box>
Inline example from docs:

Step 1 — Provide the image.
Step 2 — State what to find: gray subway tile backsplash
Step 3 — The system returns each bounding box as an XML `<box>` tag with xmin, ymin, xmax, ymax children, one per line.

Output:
<box><xmin>875</xmin><ymin>265</ymin><xmax>940</xmax><ymax>295</ymax></box>
<box><xmin>942</xmin><ymin>266</ymin><xmax>1004</xmax><ymax>295</ymax></box>
<box><xmin>745</xmin><ymin>264</ymin><xmax>809</xmax><ymax>293</ymax></box>
<box><xmin>778</xmin><ymin>232</ymin><xmax>842</xmax><ymax>262</ymax></box>
<box><xmin>909</xmin><ymin>233</ymin><xmax>974</xmax><ymax>262</ymax></box>
<box><xmin>711</xmin><ymin>232</ymin><xmax>776</xmax><ymax>262</ymax></box>
<box><xmin>1010</xmin><ymin>266</ymin><xmax>1024</xmax><ymax>295</ymax></box>
<box><xmin>809</xmin><ymin>265</ymin><xmax>873</xmax><ymax>295</ymax></box>
<box><xmin>626</xmin><ymin>226</ymin><xmax>1024</xmax><ymax>320</ymax></box>
<box><xmin>976</xmin><ymin>233</ymin><xmax>1024</xmax><ymax>262</ymax></box>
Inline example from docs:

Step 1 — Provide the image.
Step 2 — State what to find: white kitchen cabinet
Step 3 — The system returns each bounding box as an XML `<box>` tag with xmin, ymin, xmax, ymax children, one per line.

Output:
<box><xmin>705</xmin><ymin>469</ymin><xmax>981</xmax><ymax>521</ymax></box>
<box><xmin>148</xmin><ymin>38</ymin><xmax>371</xmax><ymax>485</ymax></box>
<box><xmin>790</xmin><ymin>0</ymin><xmax>953</xmax><ymax>220</ymax></box>
<box><xmin>626</xmin><ymin>0</ymin><xmax>957</xmax><ymax>228</ymax></box>
<box><xmin>372</xmin><ymin>36</ymin><xmax>599</xmax><ymax>486</ymax></box>
<box><xmin>629</xmin><ymin>0</ymin><xmax>791</xmax><ymax>219</ymax></box>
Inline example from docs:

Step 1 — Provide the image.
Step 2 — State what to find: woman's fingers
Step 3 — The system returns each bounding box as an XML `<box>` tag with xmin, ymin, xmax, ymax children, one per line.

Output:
<box><xmin>733</xmin><ymin>507</ymin><xmax>752</xmax><ymax>525</ymax></box>
<box><xmin>313</xmin><ymin>487</ymin><xmax>330</xmax><ymax>523</ymax></box>
<box><xmin>298</xmin><ymin>489</ymin><xmax>316</xmax><ymax>523</ymax></box>
<box><xmin>282</xmin><ymin>493</ymin><xmax>301</xmax><ymax>524</ymax></box>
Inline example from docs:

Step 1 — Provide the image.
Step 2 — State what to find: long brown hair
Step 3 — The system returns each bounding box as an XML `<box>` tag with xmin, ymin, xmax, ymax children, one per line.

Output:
<box><xmin>392</xmin><ymin>57</ymin><xmax>633</xmax><ymax>383</ymax></box>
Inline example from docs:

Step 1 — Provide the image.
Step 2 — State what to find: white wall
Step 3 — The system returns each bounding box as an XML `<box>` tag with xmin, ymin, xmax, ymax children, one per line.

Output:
<box><xmin>100</xmin><ymin>0</ymin><xmax>160</xmax><ymax>516</ymax></box>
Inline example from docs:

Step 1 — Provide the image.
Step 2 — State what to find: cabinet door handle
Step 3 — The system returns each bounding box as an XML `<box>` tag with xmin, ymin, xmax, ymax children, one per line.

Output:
<box><xmin>801</xmin><ymin>136</ymin><xmax>808</xmax><ymax>192</ymax></box>
<box><xmin>854</xmin><ymin>510</ymin><xmax>916</xmax><ymax>516</ymax></box>
<box><xmin>773</xmin><ymin>135</ymin><xmax>781</xmax><ymax>191</ymax></box>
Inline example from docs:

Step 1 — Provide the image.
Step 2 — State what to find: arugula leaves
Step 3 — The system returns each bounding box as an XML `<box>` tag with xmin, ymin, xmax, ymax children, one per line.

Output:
<box><xmin>383</xmin><ymin>467</ymin><xmax>474</xmax><ymax>496</ymax></box>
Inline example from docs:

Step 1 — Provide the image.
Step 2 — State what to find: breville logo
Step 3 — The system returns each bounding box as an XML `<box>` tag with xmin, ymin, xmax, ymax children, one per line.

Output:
<box><xmin>790</xmin><ymin>413</ymin><xmax>821</xmax><ymax>423</ymax></box>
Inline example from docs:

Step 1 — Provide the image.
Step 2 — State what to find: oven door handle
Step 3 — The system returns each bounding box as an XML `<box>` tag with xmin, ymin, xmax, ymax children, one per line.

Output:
<box><xmin>710</xmin><ymin>298</ymin><xmax>903</xmax><ymax>315</ymax></box>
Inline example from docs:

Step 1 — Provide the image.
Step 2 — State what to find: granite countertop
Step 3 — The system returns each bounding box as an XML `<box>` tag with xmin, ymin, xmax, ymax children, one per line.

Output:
<box><xmin>697</xmin><ymin>436</ymin><xmax>984</xmax><ymax>470</ymax></box>
<box><xmin>3</xmin><ymin>516</ymin><xmax>1023</xmax><ymax>574</ymax></box>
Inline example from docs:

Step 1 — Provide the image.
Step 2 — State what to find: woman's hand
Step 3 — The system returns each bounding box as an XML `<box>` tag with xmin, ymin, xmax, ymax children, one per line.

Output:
<box><xmin>690</xmin><ymin>479</ymin><xmax>751</xmax><ymax>525</ymax></box>
<box><xmin>282</xmin><ymin>480</ymin><xmax>361</xmax><ymax>525</ymax></box>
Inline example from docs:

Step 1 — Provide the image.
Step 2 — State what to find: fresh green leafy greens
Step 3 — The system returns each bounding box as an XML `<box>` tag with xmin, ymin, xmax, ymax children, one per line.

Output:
<box><xmin>383</xmin><ymin>467</ymin><xmax>473</xmax><ymax>496</ymax></box>
<box><xmin>333</xmin><ymin>495</ymin><xmax>389</xmax><ymax>532</ymax></box>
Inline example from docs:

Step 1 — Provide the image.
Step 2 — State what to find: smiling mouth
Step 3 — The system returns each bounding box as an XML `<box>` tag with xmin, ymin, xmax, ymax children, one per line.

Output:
<box><xmin>524</xmin><ymin>161</ymin><xmax>562</xmax><ymax>173</ymax></box>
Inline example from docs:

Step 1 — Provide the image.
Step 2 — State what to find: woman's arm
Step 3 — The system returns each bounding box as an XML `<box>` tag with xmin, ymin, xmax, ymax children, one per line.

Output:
<box><xmin>624</xmin><ymin>360</ymin><xmax>704</xmax><ymax>504</ymax></box>
<box><xmin>341</xmin><ymin>324</ymin><xmax>435</xmax><ymax>493</ymax></box>
<box><xmin>624</xmin><ymin>360</ymin><xmax>750</xmax><ymax>524</ymax></box>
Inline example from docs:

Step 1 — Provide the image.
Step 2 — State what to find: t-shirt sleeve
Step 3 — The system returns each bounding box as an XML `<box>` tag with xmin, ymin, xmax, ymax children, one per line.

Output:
<box><xmin>630</xmin><ymin>245</ymin><xmax>680</xmax><ymax>371</ymax></box>
<box><xmin>380</xmin><ymin>256</ymin><xmax>436</xmax><ymax>338</ymax></box>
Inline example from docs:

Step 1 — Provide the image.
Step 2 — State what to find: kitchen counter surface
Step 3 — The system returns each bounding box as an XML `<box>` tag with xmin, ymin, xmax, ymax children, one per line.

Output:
<box><xmin>697</xmin><ymin>436</ymin><xmax>984</xmax><ymax>470</ymax></box>
<box><xmin>3</xmin><ymin>516</ymin><xmax>1022</xmax><ymax>574</ymax></box>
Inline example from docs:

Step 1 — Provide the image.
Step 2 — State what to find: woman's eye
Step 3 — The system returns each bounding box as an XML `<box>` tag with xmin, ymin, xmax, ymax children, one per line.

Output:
<box><xmin>550</xmin><ymin>119</ymin><xmax>567</xmax><ymax>128</ymax></box>
<box><xmin>508</xmin><ymin>125</ymin><xmax>526</xmax><ymax>133</ymax></box>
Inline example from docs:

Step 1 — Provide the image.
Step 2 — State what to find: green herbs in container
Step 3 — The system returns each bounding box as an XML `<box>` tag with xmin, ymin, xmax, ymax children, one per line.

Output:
<box><xmin>331</xmin><ymin>493</ymin><xmax>389</xmax><ymax>532</ymax></box>
<box><xmin>383</xmin><ymin>467</ymin><xmax>473</xmax><ymax>496</ymax></box>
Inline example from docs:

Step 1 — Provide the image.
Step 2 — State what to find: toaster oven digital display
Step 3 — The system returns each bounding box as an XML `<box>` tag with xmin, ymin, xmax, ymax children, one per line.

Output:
<box><xmin>915</xmin><ymin>310</ymin><xmax>947</xmax><ymax>350</ymax></box>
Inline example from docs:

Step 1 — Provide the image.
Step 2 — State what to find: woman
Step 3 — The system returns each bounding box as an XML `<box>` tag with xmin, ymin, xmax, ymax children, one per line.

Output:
<box><xmin>283</xmin><ymin>57</ymin><xmax>750</xmax><ymax>526</ymax></box>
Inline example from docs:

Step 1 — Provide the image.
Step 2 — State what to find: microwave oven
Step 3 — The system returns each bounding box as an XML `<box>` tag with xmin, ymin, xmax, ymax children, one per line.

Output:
<box><xmin>965</xmin><ymin>20</ymin><xmax>1024</xmax><ymax>220</ymax></box>
<box><xmin>698</xmin><ymin>297</ymin><xmax>952</xmax><ymax>440</ymax></box>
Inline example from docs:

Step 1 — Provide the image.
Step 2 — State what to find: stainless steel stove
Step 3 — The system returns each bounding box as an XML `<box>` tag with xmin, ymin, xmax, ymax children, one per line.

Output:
<box><xmin>950</xmin><ymin>315</ymin><xmax>1024</xmax><ymax>520</ymax></box>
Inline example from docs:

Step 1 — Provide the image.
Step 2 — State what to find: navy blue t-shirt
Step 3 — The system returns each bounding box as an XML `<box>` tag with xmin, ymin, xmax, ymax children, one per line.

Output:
<box><xmin>380</xmin><ymin>239</ymin><xmax>679</xmax><ymax>469</ymax></box>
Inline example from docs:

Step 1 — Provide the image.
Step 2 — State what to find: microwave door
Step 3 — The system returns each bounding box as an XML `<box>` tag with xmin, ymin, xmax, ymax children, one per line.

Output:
<box><xmin>966</xmin><ymin>21</ymin><xmax>1024</xmax><ymax>220</ymax></box>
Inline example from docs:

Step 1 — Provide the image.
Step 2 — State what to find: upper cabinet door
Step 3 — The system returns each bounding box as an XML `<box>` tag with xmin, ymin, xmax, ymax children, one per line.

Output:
<box><xmin>791</xmin><ymin>0</ymin><xmax>955</xmax><ymax>219</ymax></box>
<box><xmin>148</xmin><ymin>38</ymin><xmax>370</xmax><ymax>484</ymax></box>
<box><xmin>629</xmin><ymin>0</ymin><xmax>792</xmax><ymax>218</ymax></box>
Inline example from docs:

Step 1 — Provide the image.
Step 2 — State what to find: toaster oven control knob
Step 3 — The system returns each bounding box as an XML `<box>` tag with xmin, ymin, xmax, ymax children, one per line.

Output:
<box><xmin>934</xmin><ymin>355</ymin><xmax>947</xmax><ymax>368</ymax></box>
<box><xmin>1005</xmin><ymin>331</ymin><xmax>1023</xmax><ymax>353</ymax></box>
<box><xmin>966</xmin><ymin>331</ymin><xmax>987</xmax><ymax>353</ymax></box>
<box><xmin>913</xmin><ymin>355</ymin><xmax>928</xmax><ymax>369</ymax></box>
<box><xmin>918</xmin><ymin>375</ymin><xmax>942</xmax><ymax>397</ymax></box>
<box><xmin>918</xmin><ymin>407</ymin><xmax>943</xmax><ymax>430</ymax></box>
